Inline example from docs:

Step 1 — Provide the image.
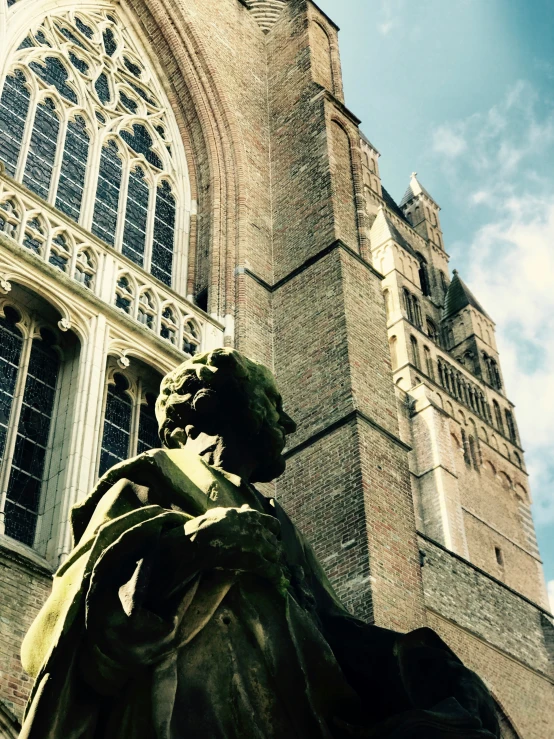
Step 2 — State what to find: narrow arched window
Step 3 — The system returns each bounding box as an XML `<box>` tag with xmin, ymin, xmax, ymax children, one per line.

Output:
<box><xmin>424</xmin><ymin>346</ymin><xmax>434</xmax><ymax>380</ymax></box>
<box><xmin>99</xmin><ymin>365</ymin><xmax>162</xmax><ymax>478</ymax></box>
<box><xmin>0</xmin><ymin>309</ymin><xmax>61</xmax><ymax>547</ymax></box>
<box><xmin>493</xmin><ymin>400</ymin><xmax>504</xmax><ymax>434</ymax></box>
<box><xmin>505</xmin><ymin>409</ymin><xmax>518</xmax><ymax>444</ymax></box>
<box><xmin>416</xmin><ymin>253</ymin><xmax>431</xmax><ymax>296</ymax></box>
<box><xmin>389</xmin><ymin>336</ymin><xmax>398</xmax><ymax>370</ymax></box>
<box><xmin>410</xmin><ymin>336</ymin><xmax>421</xmax><ymax>370</ymax></box>
<box><xmin>0</xmin><ymin>8</ymin><xmax>188</xmax><ymax>288</ymax></box>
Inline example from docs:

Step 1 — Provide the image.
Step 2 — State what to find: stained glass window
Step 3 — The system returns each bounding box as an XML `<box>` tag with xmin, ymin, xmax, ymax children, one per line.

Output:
<box><xmin>0</xmin><ymin>309</ymin><xmax>23</xmax><ymax>467</ymax></box>
<box><xmin>22</xmin><ymin>98</ymin><xmax>60</xmax><ymax>200</ymax></box>
<box><xmin>55</xmin><ymin>116</ymin><xmax>90</xmax><ymax>221</ymax></box>
<box><xmin>137</xmin><ymin>394</ymin><xmax>159</xmax><ymax>455</ymax></box>
<box><xmin>0</xmin><ymin>72</ymin><xmax>31</xmax><ymax>177</ymax></box>
<box><xmin>152</xmin><ymin>182</ymin><xmax>176</xmax><ymax>286</ymax></box>
<box><xmin>99</xmin><ymin>374</ymin><xmax>132</xmax><ymax>477</ymax></box>
<box><xmin>122</xmin><ymin>167</ymin><xmax>149</xmax><ymax>267</ymax></box>
<box><xmin>0</xmin><ymin>8</ymin><xmax>185</xmax><ymax>287</ymax></box>
<box><xmin>99</xmin><ymin>371</ymin><xmax>160</xmax><ymax>477</ymax></box>
<box><xmin>4</xmin><ymin>330</ymin><xmax>60</xmax><ymax>547</ymax></box>
<box><xmin>92</xmin><ymin>141</ymin><xmax>122</xmax><ymax>246</ymax></box>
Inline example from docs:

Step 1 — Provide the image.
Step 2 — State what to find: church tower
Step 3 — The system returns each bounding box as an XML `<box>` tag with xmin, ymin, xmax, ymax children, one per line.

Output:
<box><xmin>0</xmin><ymin>1</ymin><xmax>551</xmax><ymax>736</ymax></box>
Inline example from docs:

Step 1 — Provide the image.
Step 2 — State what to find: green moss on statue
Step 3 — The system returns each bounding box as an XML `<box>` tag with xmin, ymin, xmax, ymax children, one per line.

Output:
<box><xmin>21</xmin><ymin>349</ymin><xmax>500</xmax><ymax>738</ymax></box>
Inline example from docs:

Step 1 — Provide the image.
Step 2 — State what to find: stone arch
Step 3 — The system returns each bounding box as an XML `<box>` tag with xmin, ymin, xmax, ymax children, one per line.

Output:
<box><xmin>310</xmin><ymin>20</ymin><xmax>334</xmax><ymax>93</ymax></box>
<box><xmin>329</xmin><ymin>118</ymin><xmax>359</xmax><ymax>251</ymax></box>
<box><xmin>7</xmin><ymin>0</ymin><xmax>251</xmax><ymax>327</ymax></box>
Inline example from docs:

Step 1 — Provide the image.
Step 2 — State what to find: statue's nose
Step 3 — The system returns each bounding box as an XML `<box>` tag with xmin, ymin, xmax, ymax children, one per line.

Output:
<box><xmin>280</xmin><ymin>411</ymin><xmax>297</xmax><ymax>435</ymax></box>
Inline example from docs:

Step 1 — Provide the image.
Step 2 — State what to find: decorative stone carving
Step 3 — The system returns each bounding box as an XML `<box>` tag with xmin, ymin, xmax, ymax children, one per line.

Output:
<box><xmin>20</xmin><ymin>349</ymin><xmax>500</xmax><ymax>738</ymax></box>
<box><xmin>243</xmin><ymin>0</ymin><xmax>288</xmax><ymax>33</ymax></box>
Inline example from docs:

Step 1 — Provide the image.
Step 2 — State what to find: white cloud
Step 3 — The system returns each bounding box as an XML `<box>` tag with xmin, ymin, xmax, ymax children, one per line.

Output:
<box><xmin>432</xmin><ymin>125</ymin><xmax>467</xmax><ymax>158</ymax></box>
<box><xmin>548</xmin><ymin>581</ymin><xmax>554</xmax><ymax>613</ymax></box>
<box><xmin>465</xmin><ymin>198</ymin><xmax>554</xmax><ymax>526</ymax></box>
<box><xmin>378</xmin><ymin>21</ymin><xmax>395</xmax><ymax>36</ymax></box>
<box><xmin>430</xmin><ymin>81</ymin><xmax>554</xmax><ymax>531</ymax></box>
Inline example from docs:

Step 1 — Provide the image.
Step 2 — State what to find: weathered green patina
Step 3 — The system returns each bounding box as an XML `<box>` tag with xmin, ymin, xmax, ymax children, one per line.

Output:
<box><xmin>21</xmin><ymin>349</ymin><xmax>500</xmax><ymax>738</ymax></box>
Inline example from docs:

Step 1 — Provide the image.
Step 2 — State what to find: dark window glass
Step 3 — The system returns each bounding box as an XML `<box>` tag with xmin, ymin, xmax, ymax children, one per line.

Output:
<box><xmin>124</xmin><ymin>57</ymin><xmax>142</xmax><ymax>78</ymax></box>
<box><xmin>69</xmin><ymin>52</ymin><xmax>89</xmax><ymax>75</ymax></box>
<box><xmin>92</xmin><ymin>141</ymin><xmax>122</xmax><ymax>246</ymax></box>
<box><xmin>137</xmin><ymin>393</ymin><xmax>159</xmax><ymax>455</ymax></box>
<box><xmin>151</xmin><ymin>181</ymin><xmax>175</xmax><ymax>286</ymax></box>
<box><xmin>22</xmin><ymin>98</ymin><xmax>60</xmax><ymax>200</ymax></box>
<box><xmin>55</xmin><ymin>116</ymin><xmax>90</xmax><ymax>222</ymax></box>
<box><xmin>59</xmin><ymin>25</ymin><xmax>86</xmax><ymax>50</ymax></box>
<box><xmin>0</xmin><ymin>309</ymin><xmax>23</xmax><ymax>465</ymax></box>
<box><xmin>120</xmin><ymin>92</ymin><xmax>138</xmax><ymax>113</ymax></box>
<box><xmin>0</xmin><ymin>71</ymin><xmax>31</xmax><ymax>177</ymax></box>
<box><xmin>29</xmin><ymin>57</ymin><xmax>77</xmax><ymax>104</ymax></box>
<box><xmin>5</xmin><ymin>333</ymin><xmax>60</xmax><ymax>547</ymax></box>
<box><xmin>99</xmin><ymin>374</ymin><xmax>132</xmax><ymax>477</ymax></box>
<box><xmin>75</xmin><ymin>17</ymin><xmax>93</xmax><ymax>39</ymax></box>
<box><xmin>103</xmin><ymin>28</ymin><xmax>117</xmax><ymax>56</ymax></box>
<box><xmin>122</xmin><ymin>167</ymin><xmax>149</xmax><ymax>267</ymax></box>
<box><xmin>94</xmin><ymin>72</ymin><xmax>111</xmax><ymax>104</ymax></box>
<box><xmin>120</xmin><ymin>124</ymin><xmax>162</xmax><ymax>169</ymax></box>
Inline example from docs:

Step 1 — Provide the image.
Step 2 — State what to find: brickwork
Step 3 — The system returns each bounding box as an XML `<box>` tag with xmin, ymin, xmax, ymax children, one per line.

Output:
<box><xmin>0</xmin><ymin>0</ymin><xmax>551</xmax><ymax>736</ymax></box>
<box><xmin>0</xmin><ymin>543</ymin><xmax>51</xmax><ymax>725</ymax></box>
<box><xmin>427</xmin><ymin>614</ymin><xmax>554</xmax><ymax>739</ymax></box>
<box><xmin>419</xmin><ymin>537</ymin><xmax>553</xmax><ymax>679</ymax></box>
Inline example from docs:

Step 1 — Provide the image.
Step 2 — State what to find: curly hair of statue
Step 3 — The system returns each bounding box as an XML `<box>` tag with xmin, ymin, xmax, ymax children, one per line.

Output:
<box><xmin>156</xmin><ymin>348</ymin><xmax>276</xmax><ymax>447</ymax></box>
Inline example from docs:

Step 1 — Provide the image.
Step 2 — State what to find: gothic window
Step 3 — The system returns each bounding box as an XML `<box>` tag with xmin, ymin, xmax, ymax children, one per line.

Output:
<box><xmin>468</xmin><ymin>435</ymin><xmax>480</xmax><ymax>471</ymax></box>
<box><xmin>403</xmin><ymin>289</ymin><xmax>414</xmax><ymax>323</ymax></box>
<box><xmin>183</xmin><ymin>319</ymin><xmax>201</xmax><ymax>357</ymax></box>
<box><xmin>493</xmin><ymin>400</ymin><xmax>504</xmax><ymax>434</ymax></box>
<box><xmin>0</xmin><ymin>8</ymin><xmax>187</xmax><ymax>288</ymax></box>
<box><xmin>461</xmin><ymin>429</ymin><xmax>471</xmax><ymax>467</ymax></box>
<box><xmin>74</xmin><ymin>248</ymin><xmax>96</xmax><ymax>288</ymax></box>
<box><xmin>389</xmin><ymin>336</ymin><xmax>398</xmax><ymax>370</ymax></box>
<box><xmin>115</xmin><ymin>275</ymin><xmax>134</xmax><ymax>314</ymax></box>
<box><xmin>426</xmin><ymin>319</ymin><xmax>439</xmax><ymax>344</ymax></box>
<box><xmin>99</xmin><ymin>368</ymin><xmax>161</xmax><ymax>477</ymax></box>
<box><xmin>0</xmin><ymin>306</ymin><xmax>61</xmax><ymax>547</ymax></box>
<box><xmin>161</xmin><ymin>305</ymin><xmax>178</xmax><ymax>346</ymax></box>
<box><xmin>137</xmin><ymin>291</ymin><xmax>156</xmax><ymax>330</ymax></box>
<box><xmin>410</xmin><ymin>336</ymin><xmax>421</xmax><ymax>370</ymax></box>
<box><xmin>0</xmin><ymin>197</ymin><xmax>21</xmax><ymax>239</ymax></box>
<box><xmin>424</xmin><ymin>346</ymin><xmax>434</xmax><ymax>380</ymax></box>
<box><xmin>505</xmin><ymin>410</ymin><xmax>518</xmax><ymax>444</ymax></box>
<box><xmin>439</xmin><ymin>271</ymin><xmax>448</xmax><ymax>296</ymax></box>
<box><xmin>383</xmin><ymin>289</ymin><xmax>392</xmax><ymax>319</ymax></box>
<box><xmin>412</xmin><ymin>296</ymin><xmax>423</xmax><ymax>328</ymax></box>
<box><xmin>416</xmin><ymin>253</ymin><xmax>431</xmax><ymax>296</ymax></box>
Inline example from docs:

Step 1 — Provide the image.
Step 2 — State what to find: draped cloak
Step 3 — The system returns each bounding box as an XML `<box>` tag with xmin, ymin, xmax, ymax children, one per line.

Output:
<box><xmin>20</xmin><ymin>448</ymin><xmax>499</xmax><ymax>739</ymax></box>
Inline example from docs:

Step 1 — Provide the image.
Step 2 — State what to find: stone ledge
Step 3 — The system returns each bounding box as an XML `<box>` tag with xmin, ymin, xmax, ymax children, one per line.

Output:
<box><xmin>0</xmin><ymin>535</ymin><xmax>53</xmax><ymax>578</ymax></box>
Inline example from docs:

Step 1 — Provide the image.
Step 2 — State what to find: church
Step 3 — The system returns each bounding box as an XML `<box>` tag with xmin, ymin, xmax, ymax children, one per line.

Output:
<box><xmin>0</xmin><ymin>1</ymin><xmax>551</xmax><ymax>736</ymax></box>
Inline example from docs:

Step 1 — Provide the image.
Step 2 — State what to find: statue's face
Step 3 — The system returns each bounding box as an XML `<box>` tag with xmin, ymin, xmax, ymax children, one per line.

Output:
<box><xmin>247</xmin><ymin>372</ymin><xmax>297</xmax><ymax>483</ymax></box>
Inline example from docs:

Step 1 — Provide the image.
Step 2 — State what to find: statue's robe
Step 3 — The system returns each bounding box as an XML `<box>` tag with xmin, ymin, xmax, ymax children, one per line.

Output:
<box><xmin>20</xmin><ymin>449</ymin><xmax>499</xmax><ymax>739</ymax></box>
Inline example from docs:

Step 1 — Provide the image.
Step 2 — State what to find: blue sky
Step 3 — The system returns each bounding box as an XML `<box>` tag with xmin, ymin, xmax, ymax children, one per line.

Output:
<box><xmin>316</xmin><ymin>0</ymin><xmax>554</xmax><ymax>606</ymax></box>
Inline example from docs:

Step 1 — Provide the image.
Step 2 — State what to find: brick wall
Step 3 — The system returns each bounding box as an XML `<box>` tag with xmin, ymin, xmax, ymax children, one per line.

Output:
<box><xmin>0</xmin><ymin>543</ymin><xmax>51</xmax><ymax>725</ymax></box>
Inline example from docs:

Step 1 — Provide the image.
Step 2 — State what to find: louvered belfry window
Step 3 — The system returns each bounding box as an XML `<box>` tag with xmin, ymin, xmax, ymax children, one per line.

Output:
<box><xmin>0</xmin><ymin>8</ymin><xmax>180</xmax><ymax>287</ymax></box>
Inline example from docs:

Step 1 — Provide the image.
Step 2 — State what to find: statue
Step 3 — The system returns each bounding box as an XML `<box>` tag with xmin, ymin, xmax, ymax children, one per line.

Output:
<box><xmin>20</xmin><ymin>349</ymin><xmax>500</xmax><ymax>738</ymax></box>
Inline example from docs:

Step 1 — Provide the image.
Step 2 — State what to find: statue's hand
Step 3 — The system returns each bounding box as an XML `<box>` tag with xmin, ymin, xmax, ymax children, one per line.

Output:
<box><xmin>184</xmin><ymin>505</ymin><xmax>288</xmax><ymax>590</ymax></box>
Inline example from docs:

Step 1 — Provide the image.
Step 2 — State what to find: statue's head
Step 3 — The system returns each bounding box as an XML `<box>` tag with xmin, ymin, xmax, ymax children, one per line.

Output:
<box><xmin>156</xmin><ymin>348</ymin><xmax>297</xmax><ymax>482</ymax></box>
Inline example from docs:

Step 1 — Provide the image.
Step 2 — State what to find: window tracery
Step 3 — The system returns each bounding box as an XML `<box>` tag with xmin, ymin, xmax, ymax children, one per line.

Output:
<box><xmin>0</xmin><ymin>7</ymin><xmax>186</xmax><ymax>287</ymax></box>
<box><xmin>99</xmin><ymin>367</ymin><xmax>161</xmax><ymax>477</ymax></box>
<box><xmin>0</xmin><ymin>303</ymin><xmax>63</xmax><ymax>547</ymax></box>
